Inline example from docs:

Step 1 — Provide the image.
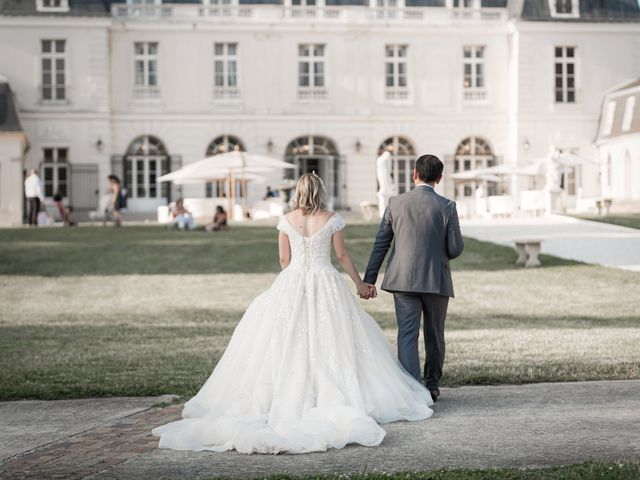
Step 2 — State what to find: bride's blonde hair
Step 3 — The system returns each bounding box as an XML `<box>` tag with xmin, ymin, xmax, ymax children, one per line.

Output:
<box><xmin>293</xmin><ymin>172</ymin><xmax>326</xmax><ymax>215</ymax></box>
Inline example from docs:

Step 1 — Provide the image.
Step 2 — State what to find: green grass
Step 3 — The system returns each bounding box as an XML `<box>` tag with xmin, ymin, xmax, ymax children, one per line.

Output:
<box><xmin>0</xmin><ymin>223</ymin><xmax>639</xmax><ymax>400</ymax></box>
<box><xmin>200</xmin><ymin>462</ymin><xmax>640</xmax><ymax>480</ymax></box>
<box><xmin>572</xmin><ymin>213</ymin><xmax>640</xmax><ymax>230</ymax></box>
<box><xmin>0</xmin><ymin>224</ymin><xmax>575</xmax><ymax>276</ymax></box>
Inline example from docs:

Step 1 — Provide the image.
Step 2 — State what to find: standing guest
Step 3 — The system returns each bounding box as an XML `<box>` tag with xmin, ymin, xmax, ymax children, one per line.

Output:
<box><xmin>108</xmin><ymin>175</ymin><xmax>125</xmax><ymax>227</ymax></box>
<box><xmin>171</xmin><ymin>197</ymin><xmax>197</xmax><ymax>230</ymax></box>
<box><xmin>205</xmin><ymin>205</ymin><xmax>228</xmax><ymax>232</ymax></box>
<box><xmin>24</xmin><ymin>169</ymin><xmax>45</xmax><ymax>226</ymax></box>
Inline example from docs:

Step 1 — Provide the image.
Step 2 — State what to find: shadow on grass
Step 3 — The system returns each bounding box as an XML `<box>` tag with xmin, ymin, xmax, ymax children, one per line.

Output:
<box><xmin>0</xmin><ymin>225</ymin><xmax>579</xmax><ymax>276</ymax></box>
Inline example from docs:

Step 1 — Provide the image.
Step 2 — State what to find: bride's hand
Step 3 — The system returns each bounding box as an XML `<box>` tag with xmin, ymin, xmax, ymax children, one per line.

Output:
<box><xmin>356</xmin><ymin>282</ymin><xmax>369</xmax><ymax>298</ymax></box>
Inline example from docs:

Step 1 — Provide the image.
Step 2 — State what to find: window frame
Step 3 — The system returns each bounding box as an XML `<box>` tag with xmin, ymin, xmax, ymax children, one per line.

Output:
<box><xmin>297</xmin><ymin>43</ymin><xmax>328</xmax><ymax>101</ymax></box>
<box><xmin>36</xmin><ymin>0</ymin><xmax>70</xmax><ymax>12</ymax></box>
<box><xmin>384</xmin><ymin>44</ymin><xmax>410</xmax><ymax>101</ymax></box>
<box><xmin>603</xmin><ymin>101</ymin><xmax>616</xmax><ymax>136</ymax></box>
<box><xmin>213</xmin><ymin>42</ymin><xmax>240</xmax><ymax>100</ymax></box>
<box><xmin>41</xmin><ymin>39</ymin><xmax>68</xmax><ymax>104</ymax></box>
<box><xmin>549</xmin><ymin>0</ymin><xmax>579</xmax><ymax>19</ymax></box>
<box><xmin>622</xmin><ymin>96</ymin><xmax>636</xmax><ymax>132</ymax></box>
<box><xmin>41</xmin><ymin>147</ymin><xmax>69</xmax><ymax>199</ymax></box>
<box><xmin>462</xmin><ymin>45</ymin><xmax>487</xmax><ymax>103</ymax></box>
<box><xmin>133</xmin><ymin>41</ymin><xmax>160</xmax><ymax>100</ymax></box>
<box><xmin>554</xmin><ymin>45</ymin><xmax>578</xmax><ymax>105</ymax></box>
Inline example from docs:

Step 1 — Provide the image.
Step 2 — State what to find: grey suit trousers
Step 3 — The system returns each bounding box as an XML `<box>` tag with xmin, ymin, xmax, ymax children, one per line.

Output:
<box><xmin>393</xmin><ymin>291</ymin><xmax>449</xmax><ymax>388</ymax></box>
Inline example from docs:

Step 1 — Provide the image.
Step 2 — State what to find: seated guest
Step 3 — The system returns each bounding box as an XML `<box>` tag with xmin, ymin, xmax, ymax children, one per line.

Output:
<box><xmin>171</xmin><ymin>197</ymin><xmax>197</xmax><ymax>230</ymax></box>
<box><xmin>206</xmin><ymin>205</ymin><xmax>228</xmax><ymax>232</ymax></box>
<box><xmin>264</xmin><ymin>186</ymin><xmax>279</xmax><ymax>200</ymax></box>
<box><xmin>53</xmin><ymin>193</ymin><xmax>76</xmax><ymax>227</ymax></box>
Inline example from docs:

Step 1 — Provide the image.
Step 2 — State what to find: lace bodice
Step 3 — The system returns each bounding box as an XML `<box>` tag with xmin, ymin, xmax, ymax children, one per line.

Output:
<box><xmin>277</xmin><ymin>213</ymin><xmax>346</xmax><ymax>272</ymax></box>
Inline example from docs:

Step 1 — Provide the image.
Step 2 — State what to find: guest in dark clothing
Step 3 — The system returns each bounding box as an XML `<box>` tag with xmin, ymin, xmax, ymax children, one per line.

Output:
<box><xmin>206</xmin><ymin>206</ymin><xmax>228</xmax><ymax>232</ymax></box>
<box><xmin>108</xmin><ymin>175</ymin><xmax>125</xmax><ymax>227</ymax></box>
<box><xmin>53</xmin><ymin>193</ymin><xmax>75</xmax><ymax>227</ymax></box>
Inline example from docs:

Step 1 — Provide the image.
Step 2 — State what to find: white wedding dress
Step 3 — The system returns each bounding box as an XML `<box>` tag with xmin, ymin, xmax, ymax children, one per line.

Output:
<box><xmin>152</xmin><ymin>213</ymin><xmax>433</xmax><ymax>454</ymax></box>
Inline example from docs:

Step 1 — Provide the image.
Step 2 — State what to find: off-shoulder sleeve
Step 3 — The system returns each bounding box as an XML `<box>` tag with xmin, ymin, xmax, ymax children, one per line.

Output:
<box><xmin>329</xmin><ymin>213</ymin><xmax>346</xmax><ymax>234</ymax></box>
<box><xmin>277</xmin><ymin>216</ymin><xmax>289</xmax><ymax>234</ymax></box>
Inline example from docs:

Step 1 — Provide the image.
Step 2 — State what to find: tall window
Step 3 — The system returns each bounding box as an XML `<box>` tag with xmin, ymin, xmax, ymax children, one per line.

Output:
<box><xmin>214</xmin><ymin>43</ymin><xmax>239</xmax><ymax>99</ymax></box>
<box><xmin>378</xmin><ymin>136</ymin><xmax>415</xmax><ymax>195</ymax></box>
<box><xmin>622</xmin><ymin>96</ymin><xmax>636</xmax><ymax>132</ymax></box>
<box><xmin>603</xmin><ymin>101</ymin><xmax>616</xmax><ymax>136</ymax></box>
<box><xmin>463</xmin><ymin>46</ymin><xmax>485</xmax><ymax>101</ymax></box>
<box><xmin>125</xmin><ymin>136</ymin><xmax>169</xmax><ymax>199</ymax></box>
<box><xmin>205</xmin><ymin>135</ymin><xmax>245</xmax><ymax>197</ymax></box>
<box><xmin>385</xmin><ymin>45</ymin><xmax>409</xmax><ymax>100</ymax></box>
<box><xmin>42</xmin><ymin>148</ymin><xmax>68</xmax><ymax>198</ymax></box>
<box><xmin>298</xmin><ymin>44</ymin><xmax>326</xmax><ymax>100</ymax></box>
<box><xmin>133</xmin><ymin>42</ymin><xmax>159</xmax><ymax>99</ymax></box>
<box><xmin>554</xmin><ymin>46</ymin><xmax>576</xmax><ymax>104</ymax></box>
<box><xmin>41</xmin><ymin>39</ymin><xmax>66</xmax><ymax>102</ymax></box>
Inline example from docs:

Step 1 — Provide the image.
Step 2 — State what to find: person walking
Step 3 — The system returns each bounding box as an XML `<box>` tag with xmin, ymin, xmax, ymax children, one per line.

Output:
<box><xmin>24</xmin><ymin>169</ymin><xmax>45</xmax><ymax>226</ymax></box>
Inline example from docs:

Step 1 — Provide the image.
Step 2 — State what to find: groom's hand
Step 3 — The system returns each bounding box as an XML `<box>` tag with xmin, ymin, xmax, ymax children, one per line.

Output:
<box><xmin>358</xmin><ymin>283</ymin><xmax>377</xmax><ymax>300</ymax></box>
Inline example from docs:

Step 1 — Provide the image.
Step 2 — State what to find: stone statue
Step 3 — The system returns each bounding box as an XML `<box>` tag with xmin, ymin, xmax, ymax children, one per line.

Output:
<box><xmin>544</xmin><ymin>146</ymin><xmax>563</xmax><ymax>214</ymax></box>
<box><xmin>376</xmin><ymin>149</ymin><xmax>397</xmax><ymax>218</ymax></box>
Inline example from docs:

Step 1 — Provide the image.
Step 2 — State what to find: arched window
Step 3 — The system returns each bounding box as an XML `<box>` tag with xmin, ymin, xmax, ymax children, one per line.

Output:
<box><xmin>205</xmin><ymin>134</ymin><xmax>245</xmax><ymax>156</ymax></box>
<box><xmin>204</xmin><ymin>135</ymin><xmax>245</xmax><ymax>197</ymax></box>
<box><xmin>285</xmin><ymin>135</ymin><xmax>338</xmax><ymax>157</ymax></box>
<box><xmin>124</xmin><ymin>135</ymin><xmax>169</xmax><ymax>199</ymax></box>
<box><xmin>285</xmin><ymin>135</ymin><xmax>340</xmax><ymax>204</ymax></box>
<box><xmin>377</xmin><ymin>136</ymin><xmax>415</xmax><ymax>194</ymax></box>
<box><xmin>454</xmin><ymin>136</ymin><xmax>494</xmax><ymax>197</ymax></box>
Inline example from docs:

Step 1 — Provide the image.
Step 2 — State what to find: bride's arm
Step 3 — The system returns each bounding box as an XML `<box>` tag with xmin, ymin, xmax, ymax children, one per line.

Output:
<box><xmin>332</xmin><ymin>231</ymin><xmax>370</xmax><ymax>297</ymax></box>
<box><xmin>278</xmin><ymin>232</ymin><xmax>291</xmax><ymax>269</ymax></box>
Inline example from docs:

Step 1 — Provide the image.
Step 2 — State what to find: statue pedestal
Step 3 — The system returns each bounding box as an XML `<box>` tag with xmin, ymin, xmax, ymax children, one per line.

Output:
<box><xmin>545</xmin><ymin>189</ymin><xmax>562</xmax><ymax>215</ymax></box>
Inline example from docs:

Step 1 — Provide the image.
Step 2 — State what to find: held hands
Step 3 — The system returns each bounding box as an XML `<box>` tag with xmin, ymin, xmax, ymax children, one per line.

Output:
<box><xmin>356</xmin><ymin>282</ymin><xmax>377</xmax><ymax>300</ymax></box>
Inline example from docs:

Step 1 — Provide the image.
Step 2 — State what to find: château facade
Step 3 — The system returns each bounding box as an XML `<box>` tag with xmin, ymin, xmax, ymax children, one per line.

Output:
<box><xmin>0</xmin><ymin>0</ymin><xmax>639</xmax><ymax>221</ymax></box>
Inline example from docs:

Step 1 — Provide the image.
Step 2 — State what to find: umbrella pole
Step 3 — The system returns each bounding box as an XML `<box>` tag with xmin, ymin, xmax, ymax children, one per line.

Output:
<box><xmin>227</xmin><ymin>171</ymin><xmax>233</xmax><ymax>221</ymax></box>
<box><xmin>242</xmin><ymin>180</ymin><xmax>247</xmax><ymax>218</ymax></box>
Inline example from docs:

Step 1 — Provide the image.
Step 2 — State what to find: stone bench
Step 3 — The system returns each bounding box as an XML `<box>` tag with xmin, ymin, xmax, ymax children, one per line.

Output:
<box><xmin>514</xmin><ymin>239</ymin><xmax>543</xmax><ymax>268</ymax></box>
<box><xmin>595</xmin><ymin>198</ymin><xmax>613</xmax><ymax>216</ymax></box>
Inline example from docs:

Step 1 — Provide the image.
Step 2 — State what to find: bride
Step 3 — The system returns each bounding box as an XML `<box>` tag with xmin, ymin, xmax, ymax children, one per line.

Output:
<box><xmin>152</xmin><ymin>173</ymin><xmax>433</xmax><ymax>454</ymax></box>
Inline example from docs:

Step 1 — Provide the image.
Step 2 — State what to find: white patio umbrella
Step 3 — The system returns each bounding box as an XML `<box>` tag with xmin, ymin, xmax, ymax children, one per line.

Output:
<box><xmin>451</xmin><ymin>169</ymin><xmax>501</xmax><ymax>182</ymax></box>
<box><xmin>159</xmin><ymin>151</ymin><xmax>295</xmax><ymax>217</ymax></box>
<box><xmin>170</xmin><ymin>172</ymin><xmax>268</xmax><ymax>185</ymax></box>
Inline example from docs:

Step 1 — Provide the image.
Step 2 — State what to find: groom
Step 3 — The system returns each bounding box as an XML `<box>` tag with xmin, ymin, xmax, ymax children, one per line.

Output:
<box><xmin>362</xmin><ymin>154</ymin><xmax>464</xmax><ymax>401</ymax></box>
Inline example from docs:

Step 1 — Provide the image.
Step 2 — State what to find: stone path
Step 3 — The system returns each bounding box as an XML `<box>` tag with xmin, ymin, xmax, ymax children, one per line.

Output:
<box><xmin>0</xmin><ymin>396</ymin><xmax>180</xmax><ymax>480</ymax></box>
<box><xmin>1</xmin><ymin>381</ymin><xmax>639</xmax><ymax>479</ymax></box>
<box><xmin>461</xmin><ymin>214</ymin><xmax>640</xmax><ymax>271</ymax></box>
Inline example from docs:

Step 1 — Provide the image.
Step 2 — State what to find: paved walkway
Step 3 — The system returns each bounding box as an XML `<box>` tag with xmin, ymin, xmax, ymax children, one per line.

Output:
<box><xmin>461</xmin><ymin>215</ymin><xmax>640</xmax><ymax>271</ymax></box>
<box><xmin>1</xmin><ymin>381</ymin><xmax>639</xmax><ymax>479</ymax></box>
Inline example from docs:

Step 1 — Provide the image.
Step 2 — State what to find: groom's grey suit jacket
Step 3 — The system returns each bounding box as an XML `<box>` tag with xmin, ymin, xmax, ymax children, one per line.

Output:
<box><xmin>363</xmin><ymin>185</ymin><xmax>464</xmax><ymax>297</ymax></box>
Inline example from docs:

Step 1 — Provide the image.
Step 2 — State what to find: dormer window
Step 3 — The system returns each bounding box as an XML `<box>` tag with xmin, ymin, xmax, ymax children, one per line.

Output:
<box><xmin>549</xmin><ymin>0</ymin><xmax>579</xmax><ymax>18</ymax></box>
<box><xmin>622</xmin><ymin>96</ymin><xmax>636</xmax><ymax>132</ymax></box>
<box><xmin>603</xmin><ymin>101</ymin><xmax>616</xmax><ymax>136</ymax></box>
<box><xmin>36</xmin><ymin>0</ymin><xmax>69</xmax><ymax>12</ymax></box>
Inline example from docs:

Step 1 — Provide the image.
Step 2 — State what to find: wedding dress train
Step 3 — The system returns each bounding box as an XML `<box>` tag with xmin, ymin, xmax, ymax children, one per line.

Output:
<box><xmin>152</xmin><ymin>213</ymin><xmax>432</xmax><ymax>454</ymax></box>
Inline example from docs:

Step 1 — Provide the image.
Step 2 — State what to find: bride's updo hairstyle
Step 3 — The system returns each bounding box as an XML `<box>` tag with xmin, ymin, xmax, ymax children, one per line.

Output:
<box><xmin>293</xmin><ymin>172</ymin><xmax>326</xmax><ymax>215</ymax></box>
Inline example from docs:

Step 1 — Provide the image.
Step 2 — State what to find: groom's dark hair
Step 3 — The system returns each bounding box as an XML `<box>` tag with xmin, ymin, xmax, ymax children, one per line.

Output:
<box><xmin>415</xmin><ymin>154</ymin><xmax>444</xmax><ymax>182</ymax></box>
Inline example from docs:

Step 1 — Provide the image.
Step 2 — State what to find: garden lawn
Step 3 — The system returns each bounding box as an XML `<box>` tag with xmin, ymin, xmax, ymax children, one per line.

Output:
<box><xmin>0</xmin><ymin>223</ymin><xmax>638</xmax><ymax>400</ymax></box>
<box><xmin>208</xmin><ymin>462</ymin><xmax>640</xmax><ymax>480</ymax></box>
<box><xmin>572</xmin><ymin>213</ymin><xmax>640</xmax><ymax>231</ymax></box>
